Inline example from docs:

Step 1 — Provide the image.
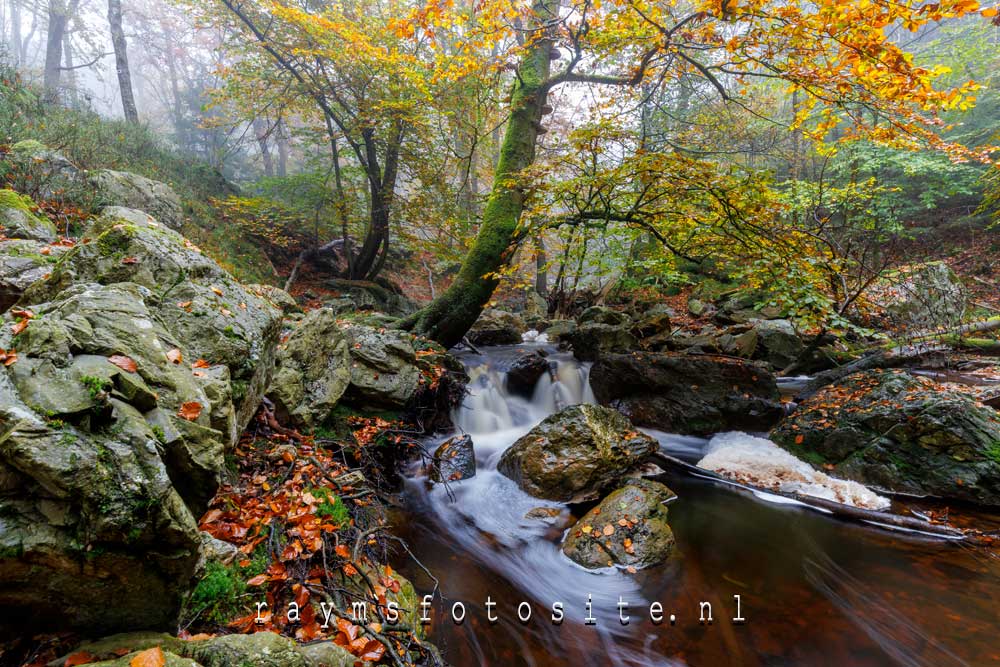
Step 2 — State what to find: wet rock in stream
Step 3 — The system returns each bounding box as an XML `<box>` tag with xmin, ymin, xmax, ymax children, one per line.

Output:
<box><xmin>497</xmin><ymin>404</ymin><xmax>658</xmax><ymax>502</ymax></box>
<box><xmin>562</xmin><ymin>479</ymin><xmax>676</xmax><ymax>570</ymax></box>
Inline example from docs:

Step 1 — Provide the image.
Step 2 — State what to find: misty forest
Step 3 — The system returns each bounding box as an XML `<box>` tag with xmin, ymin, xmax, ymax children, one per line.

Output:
<box><xmin>1</xmin><ymin>0</ymin><xmax>1000</xmax><ymax>665</ymax></box>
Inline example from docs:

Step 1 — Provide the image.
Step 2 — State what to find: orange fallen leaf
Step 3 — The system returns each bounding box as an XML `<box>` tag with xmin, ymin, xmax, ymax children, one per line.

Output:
<box><xmin>166</xmin><ymin>348</ymin><xmax>182</xmax><ymax>364</ymax></box>
<box><xmin>191</xmin><ymin>359</ymin><xmax>211</xmax><ymax>368</ymax></box>
<box><xmin>178</xmin><ymin>401</ymin><xmax>202</xmax><ymax>421</ymax></box>
<box><xmin>108</xmin><ymin>354</ymin><xmax>138</xmax><ymax>373</ymax></box>
<box><xmin>64</xmin><ymin>652</ymin><xmax>97</xmax><ymax>666</ymax></box>
<box><xmin>602</xmin><ymin>524</ymin><xmax>615</xmax><ymax>536</ymax></box>
<box><xmin>129</xmin><ymin>647</ymin><xmax>165</xmax><ymax>667</ymax></box>
<box><xmin>794</xmin><ymin>435</ymin><xmax>805</xmax><ymax>445</ymax></box>
<box><xmin>10</xmin><ymin>319</ymin><xmax>29</xmax><ymax>335</ymax></box>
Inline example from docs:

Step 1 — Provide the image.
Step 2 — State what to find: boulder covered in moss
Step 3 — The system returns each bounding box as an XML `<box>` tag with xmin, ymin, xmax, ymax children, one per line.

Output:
<box><xmin>20</xmin><ymin>208</ymin><xmax>282</xmax><ymax>441</ymax></box>
<box><xmin>772</xmin><ymin>370</ymin><xmax>1000</xmax><ymax>506</ymax></box>
<box><xmin>0</xmin><ymin>188</ymin><xmax>58</xmax><ymax>242</ymax></box>
<box><xmin>562</xmin><ymin>479</ymin><xmax>676</xmax><ymax>569</ymax></box>
<box><xmin>466</xmin><ymin>308</ymin><xmax>525</xmax><ymax>346</ymax></box>
<box><xmin>268</xmin><ymin>308</ymin><xmax>351</xmax><ymax>429</ymax></box>
<box><xmin>0</xmin><ymin>282</ymin><xmax>231</xmax><ymax>635</ymax></box>
<box><xmin>498</xmin><ymin>404</ymin><xmax>658</xmax><ymax>502</ymax></box>
<box><xmin>50</xmin><ymin>631</ymin><xmax>355</xmax><ymax>667</ymax></box>
<box><xmin>0</xmin><ymin>239</ymin><xmax>67</xmax><ymax>311</ymax></box>
<box><xmin>88</xmin><ymin>169</ymin><xmax>185</xmax><ymax>230</ymax></box>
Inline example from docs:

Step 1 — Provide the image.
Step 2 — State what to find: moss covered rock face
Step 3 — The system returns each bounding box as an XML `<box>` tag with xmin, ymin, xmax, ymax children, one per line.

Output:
<box><xmin>0</xmin><ymin>188</ymin><xmax>58</xmax><ymax>241</ymax></box>
<box><xmin>590</xmin><ymin>352</ymin><xmax>784</xmax><ymax>435</ymax></box>
<box><xmin>88</xmin><ymin>169</ymin><xmax>185</xmax><ymax>230</ymax></box>
<box><xmin>0</xmin><ymin>282</ymin><xmax>228</xmax><ymax>635</ymax></box>
<box><xmin>772</xmin><ymin>370</ymin><xmax>1000</xmax><ymax>506</ymax></box>
<box><xmin>20</xmin><ymin>208</ymin><xmax>282</xmax><ymax>442</ymax></box>
<box><xmin>498</xmin><ymin>404</ymin><xmax>658</xmax><ymax>502</ymax></box>
<box><xmin>0</xmin><ymin>239</ymin><xmax>67</xmax><ymax>311</ymax></box>
<box><xmin>268</xmin><ymin>308</ymin><xmax>351</xmax><ymax>429</ymax></box>
<box><xmin>466</xmin><ymin>308</ymin><xmax>525</xmax><ymax>346</ymax></box>
<box><xmin>562</xmin><ymin>479</ymin><xmax>676</xmax><ymax>570</ymax></box>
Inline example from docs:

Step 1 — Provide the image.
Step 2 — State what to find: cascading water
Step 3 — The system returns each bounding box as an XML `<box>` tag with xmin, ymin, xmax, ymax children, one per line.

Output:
<box><xmin>393</xmin><ymin>343</ymin><xmax>1000</xmax><ymax>667</ymax></box>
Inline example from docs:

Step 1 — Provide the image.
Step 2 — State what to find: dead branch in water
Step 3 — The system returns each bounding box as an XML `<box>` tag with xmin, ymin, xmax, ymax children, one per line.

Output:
<box><xmin>646</xmin><ymin>451</ymin><xmax>972</xmax><ymax>540</ymax></box>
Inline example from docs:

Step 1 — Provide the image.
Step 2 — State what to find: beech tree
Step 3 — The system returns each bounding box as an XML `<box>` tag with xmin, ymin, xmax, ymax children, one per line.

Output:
<box><xmin>398</xmin><ymin>0</ymin><xmax>996</xmax><ymax>347</ymax></box>
<box><xmin>108</xmin><ymin>0</ymin><xmax>139</xmax><ymax>122</ymax></box>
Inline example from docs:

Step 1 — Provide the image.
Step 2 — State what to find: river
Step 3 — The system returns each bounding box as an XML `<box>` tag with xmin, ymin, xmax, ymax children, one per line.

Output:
<box><xmin>392</xmin><ymin>344</ymin><xmax>1000</xmax><ymax>667</ymax></box>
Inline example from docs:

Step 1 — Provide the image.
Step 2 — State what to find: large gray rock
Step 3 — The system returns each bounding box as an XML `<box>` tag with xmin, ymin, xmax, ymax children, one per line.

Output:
<box><xmin>772</xmin><ymin>370</ymin><xmax>1000</xmax><ymax>506</ymax></box>
<box><xmin>466</xmin><ymin>308</ymin><xmax>525</xmax><ymax>346</ymax></box>
<box><xmin>0</xmin><ymin>189</ymin><xmax>58</xmax><ymax>242</ymax></box>
<box><xmin>497</xmin><ymin>405</ymin><xmax>658</xmax><ymax>502</ymax></box>
<box><xmin>505</xmin><ymin>350</ymin><xmax>550</xmax><ymax>397</ymax></box>
<box><xmin>750</xmin><ymin>319</ymin><xmax>804</xmax><ymax>370</ymax></box>
<box><xmin>268</xmin><ymin>308</ymin><xmax>351</xmax><ymax>428</ymax></box>
<box><xmin>2</xmin><ymin>140</ymin><xmax>81</xmax><ymax>202</ymax></box>
<box><xmin>0</xmin><ymin>239</ymin><xmax>66</xmax><ymax>312</ymax></box>
<box><xmin>564</xmin><ymin>322</ymin><xmax>638</xmax><ymax>361</ymax></box>
<box><xmin>88</xmin><ymin>169</ymin><xmax>185</xmax><ymax>230</ymax></box>
<box><xmin>20</xmin><ymin>209</ymin><xmax>282</xmax><ymax>442</ymax></box>
<box><xmin>0</xmin><ymin>282</ymin><xmax>224</xmax><ymax>636</ymax></box>
<box><xmin>590</xmin><ymin>352</ymin><xmax>784</xmax><ymax>435</ymax></box>
<box><xmin>562</xmin><ymin>479</ymin><xmax>676</xmax><ymax>569</ymax></box>
<box><xmin>578</xmin><ymin>305</ymin><xmax>630</xmax><ymax>327</ymax></box>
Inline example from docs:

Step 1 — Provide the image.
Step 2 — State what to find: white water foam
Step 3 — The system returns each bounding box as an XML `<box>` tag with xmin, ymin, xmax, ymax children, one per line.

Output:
<box><xmin>697</xmin><ymin>432</ymin><xmax>890</xmax><ymax>510</ymax></box>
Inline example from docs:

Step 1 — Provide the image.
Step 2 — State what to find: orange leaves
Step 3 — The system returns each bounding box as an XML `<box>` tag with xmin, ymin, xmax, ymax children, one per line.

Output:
<box><xmin>129</xmin><ymin>647</ymin><xmax>165</xmax><ymax>667</ymax></box>
<box><xmin>109</xmin><ymin>354</ymin><xmax>138</xmax><ymax>373</ymax></box>
<box><xmin>192</xmin><ymin>358</ymin><xmax>211</xmax><ymax>369</ymax></box>
<box><xmin>166</xmin><ymin>348</ymin><xmax>183</xmax><ymax>364</ymax></box>
<box><xmin>10</xmin><ymin>317</ymin><xmax>29</xmax><ymax>335</ymax></box>
<box><xmin>178</xmin><ymin>401</ymin><xmax>203</xmax><ymax>421</ymax></box>
<box><xmin>63</xmin><ymin>652</ymin><xmax>97</xmax><ymax>666</ymax></box>
<box><xmin>0</xmin><ymin>349</ymin><xmax>18</xmax><ymax>366</ymax></box>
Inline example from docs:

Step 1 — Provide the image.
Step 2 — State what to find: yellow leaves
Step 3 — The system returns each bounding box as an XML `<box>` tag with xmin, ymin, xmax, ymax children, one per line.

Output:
<box><xmin>130</xmin><ymin>647</ymin><xmax>165</xmax><ymax>667</ymax></box>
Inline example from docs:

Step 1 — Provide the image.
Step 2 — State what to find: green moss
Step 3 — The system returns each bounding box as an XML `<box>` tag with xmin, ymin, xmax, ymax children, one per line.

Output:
<box><xmin>80</xmin><ymin>375</ymin><xmax>112</xmax><ymax>399</ymax></box>
<box><xmin>185</xmin><ymin>546</ymin><xmax>269</xmax><ymax>626</ymax></box>
<box><xmin>986</xmin><ymin>441</ymin><xmax>1000</xmax><ymax>465</ymax></box>
<box><xmin>313</xmin><ymin>488</ymin><xmax>351</xmax><ymax>526</ymax></box>
<box><xmin>9</xmin><ymin>139</ymin><xmax>46</xmax><ymax>156</ymax></box>
<box><xmin>0</xmin><ymin>188</ymin><xmax>35</xmax><ymax>213</ymax></box>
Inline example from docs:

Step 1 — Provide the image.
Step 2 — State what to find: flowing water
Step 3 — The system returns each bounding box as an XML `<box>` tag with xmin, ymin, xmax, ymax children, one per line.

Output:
<box><xmin>393</xmin><ymin>344</ymin><xmax>1000</xmax><ymax>667</ymax></box>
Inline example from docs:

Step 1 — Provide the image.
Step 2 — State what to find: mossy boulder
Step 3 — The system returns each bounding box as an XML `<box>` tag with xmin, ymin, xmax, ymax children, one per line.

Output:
<box><xmin>564</xmin><ymin>323</ymin><xmax>638</xmax><ymax>361</ymax></box>
<box><xmin>466</xmin><ymin>308</ymin><xmax>525</xmax><ymax>346</ymax></box>
<box><xmin>772</xmin><ymin>370</ymin><xmax>1000</xmax><ymax>505</ymax></box>
<box><xmin>578</xmin><ymin>305</ymin><xmax>630</xmax><ymax>327</ymax></box>
<box><xmin>0</xmin><ymin>188</ymin><xmax>58</xmax><ymax>242</ymax></box>
<box><xmin>88</xmin><ymin>169</ymin><xmax>185</xmax><ymax>230</ymax></box>
<box><xmin>590</xmin><ymin>352</ymin><xmax>784</xmax><ymax>435</ymax></box>
<box><xmin>268</xmin><ymin>308</ymin><xmax>351</xmax><ymax>429</ymax></box>
<box><xmin>20</xmin><ymin>209</ymin><xmax>282</xmax><ymax>442</ymax></box>
<box><xmin>0</xmin><ymin>239</ymin><xmax>66</xmax><ymax>312</ymax></box>
<box><xmin>50</xmin><ymin>631</ymin><xmax>355</xmax><ymax>667</ymax></box>
<box><xmin>562</xmin><ymin>479</ymin><xmax>676</xmax><ymax>569</ymax></box>
<box><xmin>498</xmin><ymin>404</ymin><xmax>658</xmax><ymax>502</ymax></box>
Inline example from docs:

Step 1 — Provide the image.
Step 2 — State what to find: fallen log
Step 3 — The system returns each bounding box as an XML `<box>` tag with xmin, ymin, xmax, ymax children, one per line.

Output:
<box><xmin>647</xmin><ymin>451</ymin><xmax>970</xmax><ymax>540</ymax></box>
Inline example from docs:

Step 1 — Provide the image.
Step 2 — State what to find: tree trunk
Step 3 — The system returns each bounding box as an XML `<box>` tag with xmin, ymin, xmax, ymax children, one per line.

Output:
<box><xmin>399</xmin><ymin>1</ymin><xmax>556</xmax><ymax>347</ymax></box>
<box><xmin>253</xmin><ymin>117</ymin><xmax>274</xmax><ymax>177</ymax></box>
<box><xmin>534</xmin><ymin>233</ymin><xmax>547</xmax><ymax>296</ymax></box>
<box><xmin>10</xmin><ymin>0</ymin><xmax>21</xmax><ymax>66</ymax></box>
<box><xmin>276</xmin><ymin>118</ymin><xmax>288</xmax><ymax>177</ymax></box>
<box><xmin>43</xmin><ymin>0</ymin><xmax>73</xmax><ymax>94</ymax></box>
<box><xmin>62</xmin><ymin>31</ymin><xmax>77</xmax><ymax>106</ymax></box>
<box><xmin>107</xmin><ymin>0</ymin><xmax>138</xmax><ymax>123</ymax></box>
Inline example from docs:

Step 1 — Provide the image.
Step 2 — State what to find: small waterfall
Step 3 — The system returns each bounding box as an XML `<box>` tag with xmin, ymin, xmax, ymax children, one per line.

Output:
<box><xmin>453</xmin><ymin>349</ymin><xmax>594</xmax><ymax>438</ymax></box>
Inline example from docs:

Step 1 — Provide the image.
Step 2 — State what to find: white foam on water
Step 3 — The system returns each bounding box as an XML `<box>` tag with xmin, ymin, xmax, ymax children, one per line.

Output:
<box><xmin>697</xmin><ymin>432</ymin><xmax>890</xmax><ymax>510</ymax></box>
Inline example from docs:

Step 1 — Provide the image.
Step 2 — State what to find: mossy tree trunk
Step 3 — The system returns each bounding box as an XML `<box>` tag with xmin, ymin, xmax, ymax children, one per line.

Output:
<box><xmin>400</xmin><ymin>0</ymin><xmax>557</xmax><ymax>348</ymax></box>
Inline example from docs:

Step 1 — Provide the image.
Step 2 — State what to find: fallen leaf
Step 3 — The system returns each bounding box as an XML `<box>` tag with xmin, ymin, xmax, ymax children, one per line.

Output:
<box><xmin>602</xmin><ymin>524</ymin><xmax>615</xmax><ymax>536</ymax></box>
<box><xmin>192</xmin><ymin>359</ymin><xmax>211</xmax><ymax>368</ymax></box>
<box><xmin>166</xmin><ymin>348</ymin><xmax>183</xmax><ymax>364</ymax></box>
<box><xmin>10</xmin><ymin>319</ymin><xmax>29</xmax><ymax>335</ymax></box>
<box><xmin>129</xmin><ymin>647</ymin><xmax>165</xmax><ymax>667</ymax></box>
<box><xmin>64</xmin><ymin>652</ymin><xmax>97</xmax><ymax>666</ymax></box>
<box><xmin>178</xmin><ymin>401</ymin><xmax>202</xmax><ymax>421</ymax></box>
<box><xmin>109</xmin><ymin>354</ymin><xmax>138</xmax><ymax>373</ymax></box>
<box><xmin>121</xmin><ymin>256</ymin><xmax>139</xmax><ymax>265</ymax></box>
<box><xmin>211</xmin><ymin>287</ymin><xmax>223</xmax><ymax>296</ymax></box>
<box><xmin>794</xmin><ymin>435</ymin><xmax>805</xmax><ymax>445</ymax></box>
